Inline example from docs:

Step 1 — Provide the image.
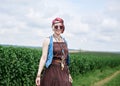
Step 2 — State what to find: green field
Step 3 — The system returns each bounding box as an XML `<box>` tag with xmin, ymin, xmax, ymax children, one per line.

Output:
<box><xmin>0</xmin><ymin>45</ymin><xmax>120</xmax><ymax>86</ymax></box>
<box><xmin>103</xmin><ymin>70</ymin><xmax>120</xmax><ymax>86</ymax></box>
<box><xmin>73</xmin><ymin>66</ymin><xmax>120</xmax><ymax>86</ymax></box>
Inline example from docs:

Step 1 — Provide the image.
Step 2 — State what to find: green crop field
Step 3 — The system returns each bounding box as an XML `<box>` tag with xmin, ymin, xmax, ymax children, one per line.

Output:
<box><xmin>70</xmin><ymin>51</ymin><xmax>120</xmax><ymax>77</ymax></box>
<box><xmin>0</xmin><ymin>45</ymin><xmax>120</xmax><ymax>86</ymax></box>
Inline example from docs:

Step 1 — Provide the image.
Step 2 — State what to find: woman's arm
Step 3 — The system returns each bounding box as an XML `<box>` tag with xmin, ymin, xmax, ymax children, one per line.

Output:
<box><xmin>36</xmin><ymin>38</ymin><xmax>50</xmax><ymax>77</ymax></box>
<box><xmin>36</xmin><ymin>38</ymin><xmax>50</xmax><ymax>86</ymax></box>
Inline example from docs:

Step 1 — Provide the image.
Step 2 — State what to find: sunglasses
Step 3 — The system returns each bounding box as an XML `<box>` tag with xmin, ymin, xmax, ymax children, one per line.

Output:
<box><xmin>54</xmin><ymin>25</ymin><xmax>63</xmax><ymax>30</ymax></box>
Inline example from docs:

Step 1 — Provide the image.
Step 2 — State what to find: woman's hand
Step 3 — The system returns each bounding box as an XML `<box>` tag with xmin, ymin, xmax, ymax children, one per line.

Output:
<box><xmin>36</xmin><ymin>76</ymin><xmax>40</xmax><ymax>86</ymax></box>
<box><xmin>69</xmin><ymin>74</ymin><xmax>73</xmax><ymax>83</ymax></box>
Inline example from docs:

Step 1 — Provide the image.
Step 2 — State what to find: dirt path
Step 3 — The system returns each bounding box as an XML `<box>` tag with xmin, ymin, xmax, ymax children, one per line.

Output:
<box><xmin>93</xmin><ymin>70</ymin><xmax>120</xmax><ymax>86</ymax></box>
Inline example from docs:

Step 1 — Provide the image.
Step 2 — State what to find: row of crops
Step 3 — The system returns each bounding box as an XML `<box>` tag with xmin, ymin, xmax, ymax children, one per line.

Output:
<box><xmin>70</xmin><ymin>52</ymin><xmax>120</xmax><ymax>77</ymax></box>
<box><xmin>0</xmin><ymin>45</ymin><xmax>120</xmax><ymax>86</ymax></box>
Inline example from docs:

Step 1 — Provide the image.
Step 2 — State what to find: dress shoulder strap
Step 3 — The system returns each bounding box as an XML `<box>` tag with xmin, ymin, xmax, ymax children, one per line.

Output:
<box><xmin>62</xmin><ymin>36</ymin><xmax>68</xmax><ymax>46</ymax></box>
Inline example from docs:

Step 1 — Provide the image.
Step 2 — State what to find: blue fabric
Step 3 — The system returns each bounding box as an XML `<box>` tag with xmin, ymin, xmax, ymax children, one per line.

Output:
<box><xmin>45</xmin><ymin>35</ymin><xmax>70</xmax><ymax>68</ymax></box>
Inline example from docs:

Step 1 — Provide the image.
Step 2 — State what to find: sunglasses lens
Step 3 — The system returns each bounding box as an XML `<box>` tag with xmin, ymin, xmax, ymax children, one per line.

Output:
<box><xmin>55</xmin><ymin>26</ymin><xmax>58</xmax><ymax>29</ymax></box>
<box><xmin>60</xmin><ymin>26</ymin><xmax>63</xmax><ymax>29</ymax></box>
<box><xmin>54</xmin><ymin>25</ymin><xmax>63</xmax><ymax>30</ymax></box>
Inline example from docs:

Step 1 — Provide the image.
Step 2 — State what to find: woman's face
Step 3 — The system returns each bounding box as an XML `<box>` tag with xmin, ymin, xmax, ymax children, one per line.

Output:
<box><xmin>53</xmin><ymin>22</ymin><xmax>64</xmax><ymax>35</ymax></box>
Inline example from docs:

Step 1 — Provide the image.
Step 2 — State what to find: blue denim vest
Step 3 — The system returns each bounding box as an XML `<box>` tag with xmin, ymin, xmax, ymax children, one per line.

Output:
<box><xmin>45</xmin><ymin>35</ymin><xmax>70</xmax><ymax>68</ymax></box>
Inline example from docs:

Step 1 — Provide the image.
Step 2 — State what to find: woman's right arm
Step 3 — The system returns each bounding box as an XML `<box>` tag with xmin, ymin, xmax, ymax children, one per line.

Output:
<box><xmin>36</xmin><ymin>38</ymin><xmax>50</xmax><ymax>86</ymax></box>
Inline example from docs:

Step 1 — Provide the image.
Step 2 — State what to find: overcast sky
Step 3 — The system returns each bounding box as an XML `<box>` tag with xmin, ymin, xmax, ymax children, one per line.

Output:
<box><xmin>0</xmin><ymin>0</ymin><xmax>120</xmax><ymax>52</ymax></box>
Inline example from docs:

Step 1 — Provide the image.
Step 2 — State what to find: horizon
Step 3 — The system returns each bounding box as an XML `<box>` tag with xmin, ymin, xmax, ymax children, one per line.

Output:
<box><xmin>1</xmin><ymin>43</ymin><xmax>120</xmax><ymax>53</ymax></box>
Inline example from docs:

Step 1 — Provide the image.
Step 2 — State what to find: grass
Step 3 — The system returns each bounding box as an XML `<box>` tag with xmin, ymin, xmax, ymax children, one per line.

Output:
<box><xmin>103</xmin><ymin>71</ymin><xmax>120</xmax><ymax>86</ymax></box>
<box><xmin>72</xmin><ymin>66</ymin><xmax>120</xmax><ymax>86</ymax></box>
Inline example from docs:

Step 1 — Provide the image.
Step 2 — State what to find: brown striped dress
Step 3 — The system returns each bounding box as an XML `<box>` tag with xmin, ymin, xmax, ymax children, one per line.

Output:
<box><xmin>40</xmin><ymin>42</ymin><xmax>72</xmax><ymax>86</ymax></box>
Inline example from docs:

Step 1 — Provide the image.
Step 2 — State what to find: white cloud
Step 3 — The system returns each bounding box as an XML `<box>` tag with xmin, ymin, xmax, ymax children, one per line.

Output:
<box><xmin>0</xmin><ymin>0</ymin><xmax>120</xmax><ymax>51</ymax></box>
<box><xmin>96</xmin><ymin>34</ymin><xmax>112</xmax><ymax>42</ymax></box>
<box><xmin>107</xmin><ymin>0</ymin><xmax>120</xmax><ymax>12</ymax></box>
<box><xmin>101</xmin><ymin>18</ymin><xmax>119</xmax><ymax>28</ymax></box>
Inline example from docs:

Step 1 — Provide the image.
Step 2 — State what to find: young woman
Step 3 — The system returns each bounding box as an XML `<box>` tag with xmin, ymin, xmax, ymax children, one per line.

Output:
<box><xmin>35</xmin><ymin>17</ymin><xmax>73</xmax><ymax>86</ymax></box>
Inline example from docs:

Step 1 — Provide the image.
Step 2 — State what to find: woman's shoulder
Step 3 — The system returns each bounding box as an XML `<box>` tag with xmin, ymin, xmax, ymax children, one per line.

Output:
<box><xmin>43</xmin><ymin>37</ymin><xmax>50</xmax><ymax>45</ymax></box>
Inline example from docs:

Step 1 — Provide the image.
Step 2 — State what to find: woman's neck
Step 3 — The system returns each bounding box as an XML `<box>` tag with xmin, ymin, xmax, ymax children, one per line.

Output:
<box><xmin>53</xmin><ymin>34</ymin><xmax>62</xmax><ymax>42</ymax></box>
<box><xmin>53</xmin><ymin>34</ymin><xmax>61</xmax><ymax>39</ymax></box>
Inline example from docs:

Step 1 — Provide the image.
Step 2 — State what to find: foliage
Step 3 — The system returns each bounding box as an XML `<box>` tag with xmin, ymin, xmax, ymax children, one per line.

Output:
<box><xmin>0</xmin><ymin>45</ymin><xmax>120</xmax><ymax>85</ymax></box>
<box><xmin>0</xmin><ymin>45</ymin><xmax>41</xmax><ymax>86</ymax></box>
<box><xmin>69</xmin><ymin>52</ymin><xmax>120</xmax><ymax>77</ymax></box>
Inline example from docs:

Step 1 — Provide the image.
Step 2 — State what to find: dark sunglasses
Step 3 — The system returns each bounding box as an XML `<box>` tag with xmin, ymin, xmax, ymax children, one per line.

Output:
<box><xmin>54</xmin><ymin>25</ymin><xmax>63</xmax><ymax>30</ymax></box>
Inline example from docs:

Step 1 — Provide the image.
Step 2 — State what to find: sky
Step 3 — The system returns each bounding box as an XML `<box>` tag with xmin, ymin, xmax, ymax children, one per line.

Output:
<box><xmin>0</xmin><ymin>0</ymin><xmax>120</xmax><ymax>52</ymax></box>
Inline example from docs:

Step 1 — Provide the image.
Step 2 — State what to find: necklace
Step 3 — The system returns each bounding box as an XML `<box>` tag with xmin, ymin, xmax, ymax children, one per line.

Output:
<box><xmin>53</xmin><ymin>34</ymin><xmax>62</xmax><ymax>42</ymax></box>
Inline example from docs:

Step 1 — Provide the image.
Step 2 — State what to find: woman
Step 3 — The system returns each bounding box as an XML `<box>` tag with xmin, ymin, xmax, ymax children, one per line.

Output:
<box><xmin>35</xmin><ymin>17</ymin><xmax>73</xmax><ymax>86</ymax></box>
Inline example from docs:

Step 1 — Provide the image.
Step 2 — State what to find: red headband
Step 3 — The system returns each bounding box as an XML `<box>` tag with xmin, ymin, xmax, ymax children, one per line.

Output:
<box><xmin>52</xmin><ymin>17</ymin><xmax>64</xmax><ymax>26</ymax></box>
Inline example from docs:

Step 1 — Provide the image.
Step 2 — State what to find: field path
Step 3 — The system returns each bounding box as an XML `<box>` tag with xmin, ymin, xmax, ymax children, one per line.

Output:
<box><xmin>93</xmin><ymin>70</ymin><xmax>120</xmax><ymax>86</ymax></box>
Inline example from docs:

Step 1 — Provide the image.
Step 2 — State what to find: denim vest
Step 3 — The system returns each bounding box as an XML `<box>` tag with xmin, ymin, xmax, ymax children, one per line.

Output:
<box><xmin>45</xmin><ymin>35</ymin><xmax>70</xmax><ymax>68</ymax></box>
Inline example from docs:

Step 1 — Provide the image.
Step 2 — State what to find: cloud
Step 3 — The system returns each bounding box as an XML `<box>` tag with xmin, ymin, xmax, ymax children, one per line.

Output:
<box><xmin>0</xmin><ymin>0</ymin><xmax>120</xmax><ymax>51</ymax></box>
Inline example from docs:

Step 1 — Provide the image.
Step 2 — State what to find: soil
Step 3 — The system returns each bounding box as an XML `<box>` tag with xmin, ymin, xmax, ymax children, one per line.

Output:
<box><xmin>93</xmin><ymin>70</ymin><xmax>120</xmax><ymax>86</ymax></box>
